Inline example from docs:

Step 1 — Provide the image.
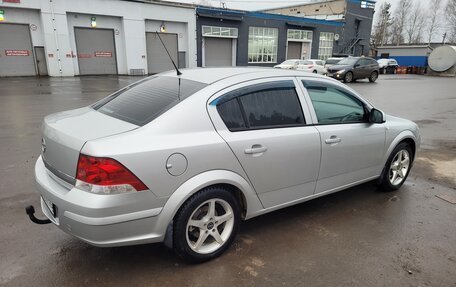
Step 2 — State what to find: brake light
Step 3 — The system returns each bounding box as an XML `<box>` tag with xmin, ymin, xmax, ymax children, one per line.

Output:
<box><xmin>308</xmin><ymin>65</ymin><xmax>314</xmax><ymax>69</ymax></box>
<box><xmin>75</xmin><ymin>154</ymin><xmax>147</xmax><ymax>194</ymax></box>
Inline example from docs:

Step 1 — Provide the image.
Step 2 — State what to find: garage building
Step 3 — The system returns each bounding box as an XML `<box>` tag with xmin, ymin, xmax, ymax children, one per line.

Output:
<box><xmin>196</xmin><ymin>7</ymin><xmax>344</xmax><ymax>67</ymax></box>
<box><xmin>0</xmin><ymin>0</ymin><xmax>197</xmax><ymax>77</ymax></box>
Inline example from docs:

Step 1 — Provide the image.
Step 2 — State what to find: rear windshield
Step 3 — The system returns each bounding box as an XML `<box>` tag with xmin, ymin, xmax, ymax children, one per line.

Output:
<box><xmin>93</xmin><ymin>76</ymin><xmax>207</xmax><ymax>126</ymax></box>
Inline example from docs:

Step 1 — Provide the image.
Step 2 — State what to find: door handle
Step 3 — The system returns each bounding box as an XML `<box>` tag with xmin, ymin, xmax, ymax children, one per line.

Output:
<box><xmin>244</xmin><ymin>144</ymin><xmax>268</xmax><ymax>154</ymax></box>
<box><xmin>325</xmin><ymin>136</ymin><xmax>341</xmax><ymax>144</ymax></box>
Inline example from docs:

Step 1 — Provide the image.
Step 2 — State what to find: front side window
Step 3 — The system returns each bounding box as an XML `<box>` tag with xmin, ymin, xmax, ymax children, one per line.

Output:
<box><xmin>216</xmin><ymin>81</ymin><xmax>305</xmax><ymax>130</ymax></box>
<box><xmin>248</xmin><ymin>27</ymin><xmax>278</xmax><ymax>63</ymax></box>
<box><xmin>318</xmin><ymin>32</ymin><xmax>334</xmax><ymax>60</ymax></box>
<box><xmin>303</xmin><ymin>80</ymin><xmax>366</xmax><ymax>124</ymax></box>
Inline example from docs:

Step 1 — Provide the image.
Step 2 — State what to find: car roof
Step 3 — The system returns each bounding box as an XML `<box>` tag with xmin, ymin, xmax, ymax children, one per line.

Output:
<box><xmin>160</xmin><ymin>67</ymin><xmax>327</xmax><ymax>84</ymax></box>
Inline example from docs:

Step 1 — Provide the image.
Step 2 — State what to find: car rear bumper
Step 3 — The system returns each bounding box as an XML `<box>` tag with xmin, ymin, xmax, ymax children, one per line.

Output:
<box><xmin>34</xmin><ymin>156</ymin><xmax>167</xmax><ymax>247</ymax></box>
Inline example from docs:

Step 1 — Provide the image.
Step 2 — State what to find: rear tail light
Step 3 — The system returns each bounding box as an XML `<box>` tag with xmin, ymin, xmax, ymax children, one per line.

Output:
<box><xmin>308</xmin><ymin>65</ymin><xmax>314</xmax><ymax>69</ymax></box>
<box><xmin>75</xmin><ymin>154</ymin><xmax>148</xmax><ymax>194</ymax></box>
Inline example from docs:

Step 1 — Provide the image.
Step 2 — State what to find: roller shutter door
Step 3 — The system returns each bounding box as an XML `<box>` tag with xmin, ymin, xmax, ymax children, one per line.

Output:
<box><xmin>287</xmin><ymin>42</ymin><xmax>302</xmax><ymax>60</ymax></box>
<box><xmin>0</xmin><ymin>23</ymin><xmax>36</xmax><ymax>77</ymax></box>
<box><xmin>74</xmin><ymin>28</ymin><xmax>117</xmax><ymax>75</ymax></box>
<box><xmin>204</xmin><ymin>37</ymin><xmax>232</xmax><ymax>67</ymax></box>
<box><xmin>146</xmin><ymin>33</ymin><xmax>178</xmax><ymax>74</ymax></box>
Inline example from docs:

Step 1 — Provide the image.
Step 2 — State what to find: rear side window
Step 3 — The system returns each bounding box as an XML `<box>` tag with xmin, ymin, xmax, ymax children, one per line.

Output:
<box><xmin>217</xmin><ymin>98</ymin><xmax>246</xmax><ymax>131</ymax></box>
<box><xmin>216</xmin><ymin>81</ymin><xmax>305</xmax><ymax>131</ymax></box>
<box><xmin>94</xmin><ymin>76</ymin><xmax>207</xmax><ymax>126</ymax></box>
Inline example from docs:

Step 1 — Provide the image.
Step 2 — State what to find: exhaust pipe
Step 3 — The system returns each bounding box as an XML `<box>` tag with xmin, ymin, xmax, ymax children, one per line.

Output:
<box><xmin>25</xmin><ymin>205</ymin><xmax>51</xmax><ymax>224</ymax></box>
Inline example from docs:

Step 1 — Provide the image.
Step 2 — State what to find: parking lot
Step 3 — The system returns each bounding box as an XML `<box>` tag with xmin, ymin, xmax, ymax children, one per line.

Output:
<box><xmin>0</xmin><ymin>74</ymin><xmax>455</xmax><ymax>286</ymax></box>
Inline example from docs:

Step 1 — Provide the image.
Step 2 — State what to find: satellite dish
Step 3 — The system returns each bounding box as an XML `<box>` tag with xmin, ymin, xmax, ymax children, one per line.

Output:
<box><xmin>428</xmin><ymin>46</ymin><xmax>456</xmax><ymax>72</ymax></box>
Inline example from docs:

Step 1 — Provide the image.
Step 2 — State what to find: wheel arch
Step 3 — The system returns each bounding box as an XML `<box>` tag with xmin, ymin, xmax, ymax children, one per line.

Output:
<box><xmin>383</xmin><ymin>130</ymin><xmax>418</xmax><ymax>167</ymax></box>
<box><xmin>157</xmin><ymin>170</ymin><xmax>264</xmax><ymax>243</ymax></box>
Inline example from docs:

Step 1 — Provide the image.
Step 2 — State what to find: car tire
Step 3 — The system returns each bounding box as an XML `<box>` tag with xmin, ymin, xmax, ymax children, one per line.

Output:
<box><xmin>380</xmin><ymin>142</ymin><xmax>413</xmax><ymax>191</ymax></box>
<box><xmin>313</xmin><ymin>70</ymin><xmax>318</xmax><ymax>74</ymax></box>
<box><xmin>369</xmin><ymin>71</ymin><xmax>378</xmax><ymax>82</ymax></box>
<box><xmin>173</xmin><ymin>186</ymin><xmax>241</xmax><ymax>263</ymax></box>
<box><xmin>343</xmin><ymin>71</ymin><xmax>353</xmax><ymax>83</ymax></box>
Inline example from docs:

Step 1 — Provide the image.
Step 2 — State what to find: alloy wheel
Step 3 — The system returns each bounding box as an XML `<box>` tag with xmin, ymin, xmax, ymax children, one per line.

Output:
<box><xmin>389</xmin><ymin>149</ymin><xmax>410</xmax><ymax>186</ymax></box>
<box><xmin>185</xmin><ymin>198</ymin><xmax>234</xmax><ymax>254</ymax></box>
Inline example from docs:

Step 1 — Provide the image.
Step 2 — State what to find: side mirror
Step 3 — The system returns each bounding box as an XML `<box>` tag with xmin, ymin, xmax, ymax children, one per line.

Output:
<box><xmin>354</xmin><ymin>63</ymin><xmax>360</xmax><ymax>68</ymax></box>
<box><xmin>369</xmin><ymin>108</ymin><xmax>385</xmax><ymax>124</ymax></box>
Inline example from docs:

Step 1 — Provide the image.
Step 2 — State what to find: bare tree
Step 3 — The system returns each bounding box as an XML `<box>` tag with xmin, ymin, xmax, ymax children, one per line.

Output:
<box><xmin>427</xmin><ymin>0</ymin><xmax>443</xmax><ymax>44</ymax></box>
<box><xmin>371</xmin><ymin>2</ymin><xmax>392</xmax><ymax>47</ymax></box>
<box><xmin>391</xmin><ymin>0</ymin><xmax>413</xmax><ymax>45</ymax></box>
<box><xmin>405</xmin><ymin>1</ymin><xmax>426</xmax><ymax>43</ymax></box>
<box><xmin>447</xmin><ymin>0</ymin><xmax>456</xmax><ymax>42</ymax></box>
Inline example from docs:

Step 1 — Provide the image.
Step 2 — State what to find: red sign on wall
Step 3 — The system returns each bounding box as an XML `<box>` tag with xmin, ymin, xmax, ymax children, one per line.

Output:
<box><xmin>2</xmin><ymin>0</ymin><xmax>21</xmax><ymax>3</ymax></box>
<box><xmin>78</xmin><ymin>53</ymin><xmax>92</xmax><ymax>58</ymax></box>
<box><xmin>94</xmin><ymin>51</ymin><xmax>112</xmax><ymax>57</ymax></box>
<box><xmin>5</xmin><ymin>50</ymin><xmax>29</xmax><ymax>56</ymax></box>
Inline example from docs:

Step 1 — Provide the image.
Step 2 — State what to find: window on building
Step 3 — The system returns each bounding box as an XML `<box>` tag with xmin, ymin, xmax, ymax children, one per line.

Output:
<box><xmin>202</xmin><ymin>26</ymin><xmax>238</xmax><ymax>38</ymax></box>
<box><xmin>318</xmin><ymin>32</ymin><xmax>334</xmax><ymax>60</ymax></box>
<box><xmin>287</xmin><ymin>29</ymin><xmax>313</xmax><ymax>41</ymax></box>
<box><xmin>361</xmin><ymin>1</ymin><xmax>375</xmax><ymax>9</ymax></box>
<box><xmin>248</xmin><ymin>27</ymin><xmax>278</xmax><ymax>63</ymax></box>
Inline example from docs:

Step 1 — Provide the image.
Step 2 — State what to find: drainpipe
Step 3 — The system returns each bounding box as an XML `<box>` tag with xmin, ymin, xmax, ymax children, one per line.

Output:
<box><xmin>49</xmin><ymin>0</ymin><xmax>63</xmax><ymax>76</ymax></box>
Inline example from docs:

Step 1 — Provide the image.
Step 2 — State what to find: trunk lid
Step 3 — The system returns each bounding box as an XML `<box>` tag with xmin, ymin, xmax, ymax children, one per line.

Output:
<box><xmin>41</xmin><ymin>107</ymin><xmax>138</xmax><ymax>184</ymax></box>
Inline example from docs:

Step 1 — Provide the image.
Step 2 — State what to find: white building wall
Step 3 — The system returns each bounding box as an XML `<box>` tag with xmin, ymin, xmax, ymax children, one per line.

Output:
<box><xmin>0</xmin><ymin>0</ymin><xmax>197</xmax><ymax>77</ymax></box>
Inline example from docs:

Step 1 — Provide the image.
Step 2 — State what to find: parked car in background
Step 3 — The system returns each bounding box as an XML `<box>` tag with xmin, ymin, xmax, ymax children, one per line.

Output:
<box><xmin>29</xmin><ymin>68</ymin><xmax>419</xmax><ymax>263</ymax></box>
<box><xmin>377</xmin><ymin>58</ymin><xmax>399</xmax><ymax>74</ymax></box>
<box><xmin>274</xmin><ymin>59</ymin><xmax>326</xmax><ymax>75</ymax></box>
<box><xmin>297</xmin><ymin>59</ymin><xmax>326</xmax><ymax>75</ymax></box>
<box><xmin>326</xmin><ymin>57</ymin><xmax>380</xmax><ymax>83</ymax></box>
<box><xmin>274</xmin><ymin>59</ymin><xmax>301</xmax><ymax>69</ymax></box>
<box><xmin>324</xmin><ymin>57</ymin><xmax>343</xmax><ymax>69</ymax></box>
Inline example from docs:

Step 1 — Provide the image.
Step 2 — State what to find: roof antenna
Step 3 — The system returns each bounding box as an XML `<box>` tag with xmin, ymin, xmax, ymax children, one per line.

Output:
<box><xmin>155</xmin><ymin>31</ymin><xmax>182</xmax><ymax>76</ymax></box>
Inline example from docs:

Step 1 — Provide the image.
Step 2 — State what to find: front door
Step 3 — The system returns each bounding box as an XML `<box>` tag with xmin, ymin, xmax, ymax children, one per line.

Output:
<box><xmin>302</xmin><ymin>42</ymin><xmax>311</xmax><ymax>59</ymax></box>
<box><xmin>300</xmin><ymin>79</ymin><xmax>386</xmax><ymax>193</ymax></box>
<box><xmin>287</xmin><ymin>42</ymin><xmax>302</xmax><ymax>59</ymax></box>
<box><xmin>208</xmin><ymin>78</ymin><xmax>321</xmax><ymax>208</ymax></box>
<box><xmin>34</xmin><ymin>47</ymin><xmax>48</xmax><ymax>76</ymax></box>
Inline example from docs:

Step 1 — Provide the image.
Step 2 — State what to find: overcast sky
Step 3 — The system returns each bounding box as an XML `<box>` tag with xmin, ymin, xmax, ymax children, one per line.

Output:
<box><xmin>162</xmin><ymin>0</ymin><xmax>402</xmax><ymax>11</ymax></box>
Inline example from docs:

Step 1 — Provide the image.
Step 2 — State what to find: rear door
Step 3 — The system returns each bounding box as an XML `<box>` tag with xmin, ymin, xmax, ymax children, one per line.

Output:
<box><xmin>298</xmin><ymin>79</ymin><xmax>386</xmax><ymax>193</ymax></box>
<box><xmin>208</xmin><ymin>78</ymin><xmax>321</xmax><ymax>208</ymax></box>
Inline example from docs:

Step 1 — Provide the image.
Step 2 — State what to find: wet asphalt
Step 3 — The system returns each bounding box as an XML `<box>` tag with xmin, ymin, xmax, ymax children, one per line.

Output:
<box><xmin>0</xmin><ymin>74</ymin><xmax>455</xmax><ymax>287</ymax></box>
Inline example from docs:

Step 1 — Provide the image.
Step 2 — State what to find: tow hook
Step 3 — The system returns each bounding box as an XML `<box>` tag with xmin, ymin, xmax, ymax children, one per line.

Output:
<box><xmin>25</xmin><ymin>205</ymin><xmax>51</xmax><ymax>224</ymax></box>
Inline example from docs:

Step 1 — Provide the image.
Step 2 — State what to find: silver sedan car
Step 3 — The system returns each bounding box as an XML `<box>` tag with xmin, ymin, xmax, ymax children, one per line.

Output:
<box><xmin>30</xmin><ymin>68</ymin><xmax>420</xmax><ymax>262</ymax></box>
